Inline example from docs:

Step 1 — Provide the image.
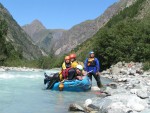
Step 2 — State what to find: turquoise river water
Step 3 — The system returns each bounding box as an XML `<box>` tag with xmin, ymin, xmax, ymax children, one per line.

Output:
<box><xmin>0</xmin><ymin>69</ymin><xmax>109</xmax><ymax>113</ymax></box>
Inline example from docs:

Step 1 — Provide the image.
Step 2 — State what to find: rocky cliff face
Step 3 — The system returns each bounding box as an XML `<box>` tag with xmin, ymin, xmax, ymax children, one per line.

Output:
<box><xmin>22</xmin><ymin>0</ymin><xmax>137</xmax><ymax>55</ymax></box>
<box><xmin>0</xmin><ymin>3</ymin><xmax>44</xmax><ymax>60</ymax></box>
<box><xmin>136</xmin><ymin>0</ymin><xmax>150</xmax><ymax>19</ymax></box>
<box><xmin>33</xmin><ymin>29</ymin><xmax>65</xmax><ymax>53</ymax></box>
<box><xmin>53</xmin><ymin>0</ymin><xmax>137</xmax><ymax>55</ymax></box>
<box><xmin>22</xmin><ymin>20</ymin><xmax>65</xmax><ymax>54</ymax></box>
<box><xmin>22</xmin><ymin>19</ymin><xmax>46</xmax><ymax>39</ymax></box>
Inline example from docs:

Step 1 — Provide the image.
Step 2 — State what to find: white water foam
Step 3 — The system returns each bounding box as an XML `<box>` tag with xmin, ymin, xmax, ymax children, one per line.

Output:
<box><xmin>0</xmin><ymin>73</ymin><xmax>43</xmax><ymax>79</ymax></box>
<box><xmin>0</xmin><ymin>69</ymin><xmax>60</xmax><ymax>79</ymax></box>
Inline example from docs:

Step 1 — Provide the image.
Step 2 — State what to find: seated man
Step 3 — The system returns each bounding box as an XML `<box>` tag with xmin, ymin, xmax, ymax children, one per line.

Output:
<box><xmin>67</xmin><ymin>65</ymin><xmax>84</xmax><ymax>80</ymax></box>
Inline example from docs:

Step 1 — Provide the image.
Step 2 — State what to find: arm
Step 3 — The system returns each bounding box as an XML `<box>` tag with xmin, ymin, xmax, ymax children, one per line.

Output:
<box><xmin>95</xmin><ymin>58</ymin><xmax>100</xmax><ymax>72</ymax></box>
<box><xmin>62</xmin><ymin>62</ymin><xmax>66</xmax><ymax>70</ymax></box>
<box><xmin>84</xmin><ymin>58</ymin><xmax>88</xmax><ymax>71</ymax></box>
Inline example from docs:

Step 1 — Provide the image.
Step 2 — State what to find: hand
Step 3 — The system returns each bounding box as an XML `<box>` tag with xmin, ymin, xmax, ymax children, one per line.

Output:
<box><xmin>83</xmin><ymin>71</ymin><xmax>88</xmax><ymax>76</ymax></box>
<box><xmin>96</xmin><ymin>72</ymin><xmax>100</xmax><ymax>75</ymax></box>
<box><xmin>76</xmin><ymin>76</ymin><xmax>83</xmax><ymax>80</ymax></box>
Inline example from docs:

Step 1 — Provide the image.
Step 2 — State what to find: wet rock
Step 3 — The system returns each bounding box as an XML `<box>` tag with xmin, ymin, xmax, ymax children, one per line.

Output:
<box><xmin>146</xmin><ymin>81</ymin><xmax>150</xmax><ymax>86</ymax></box>
<box><xmin>102</xmin><ymin>94</ymin><xmax>147</xmax><ymax>112</ymax></box>
<box><xmin>117</xmin><ymin>78</ymin><xmax>128</xmax><ymax>82</ymax></box>
<box><xmin>107</xmin><ymin>82</ymin><xmax>117</xmax><ymax>89</ymax></box>
<box><xmin>134</xmin><ymin>73</ymin><xmax>140</xmax><ymax>76</ymax></box>
<box><xmin>104</xmin><ymin>87</ymin><xmax>113</xmax><ymax>95</ymax></box>
<box><xmin>127</xmin><ymin>103</ymin><xmax>145</xmax><ymax>112</ymax></box>
<box><xmin>129</xmin><ymin>79</ymin><xmax>140</xmax><ymax>85</ymax></box>
<box><xmin>136</xmin><ymin>70</ymin><xmax>143</xmax><ymax>75</ymax></box>
<box><xmin>91</xmin><ymin>86</ymin><xmax>100</xmax><ymax>91</ymax></box>
<box><xmin>127</xmin><ymin>96</ymin><xmax>148</xmax><ymax>112</ymax></box>
<box><xmin>147</xmin><ymin>87</ymin><xmax>150</xmax><ymax>92</ymax></box>
<box><xmin>86</xmin><ymin>62</ymin><xmax>150</xmax><ymax>113</ymax></box>
<box><xmin>130</xmin><ymin>89</ymin><xmax>139</xmax><ymax>94</ymax></box>
<box><xmin>111</xmin><ymin>67</ymin><xmax>120</xmax><ymax>75</ymax></box>
<box><xmin>116</xmin><ymin>62</ymin><xmax>124</xmax><ymax>68</ymax></box>
<box><xmin>85</xmin><ymin>104</ymin><xmax>99</xmax><ymax>112</ymax></box>
<box><xmin>92</xmin><ymin>98</ymin><xmax>112</xmax><ymax>110</ymax></box>
<box><xmin>129</xmin><ymin>69</ymin><xmax>136</xmax><ymax>76</ymax></box>
<box><xmin>107</xmin><ymin>102</ymin><xmax>127</xmax><ymax>113</ymax></box>
<box><xmin>143</xmin><ymin>71</ymin><xmax>150</xmax><ymax>76</ymax></box>
<box><xmin>148</xmin><ymin>97</ymin><xmax>150</xmax><ymax>105</ymax></box>
<box><xmin>68</xmin><ymin>103</ymin><xmax>85</xmax><ymax>112</ymax></box>
<box><xmin>120</xmin><ymin>69</ymin><xmax>129</xmax><ymax>75</ymax></box>
<box><xmin>96</xmin><ymin>92</ymin><xmax>110</xmax><ymax>98</ymax></box>
<box><xmin>125</xmin><ymin>83</ymin><xmax>136</xmax><ymax>89</ymax></box>
<box><xmin>84</xmin><ymin>99</ymin><xmax>92</xmax><ymax>107</ymax></box>
<box><xmin>102</xmin><ymin>70</ymin><xmax>111</xmax><ymax>75</ymax></box>
<box><xmin>140</xmin><ymin>109</ymin><xmax>150</xmax><ymax>113</ymax></box>
<box><xmin>137</xmin><ymin>90</ymin><xmax>149</xmax><ymax>99</ymax></box>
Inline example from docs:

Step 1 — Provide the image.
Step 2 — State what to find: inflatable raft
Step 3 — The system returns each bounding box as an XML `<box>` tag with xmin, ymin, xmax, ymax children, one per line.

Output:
<box><xmin>45</xmin><ymin>75</ymin><xmax>92</xmax><ymax>92</ymax></box>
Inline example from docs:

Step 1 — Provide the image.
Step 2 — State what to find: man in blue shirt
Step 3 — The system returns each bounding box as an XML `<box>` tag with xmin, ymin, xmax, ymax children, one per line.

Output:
<box><xmin>84</xmin><ymin>51</ymin><xmax>103</xmax><ymax>88</ymax></box>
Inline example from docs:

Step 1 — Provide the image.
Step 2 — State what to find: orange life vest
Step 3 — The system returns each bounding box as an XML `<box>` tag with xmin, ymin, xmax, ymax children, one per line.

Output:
<box><xmin>87</xmin><ymin>58</ymin><xmax>96</xmax><ymax>67</ymax></box>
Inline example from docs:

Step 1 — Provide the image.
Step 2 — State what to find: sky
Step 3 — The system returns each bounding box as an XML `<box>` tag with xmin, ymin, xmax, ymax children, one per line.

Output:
<box><xmin>0</xmin><ymin>0</ymin><xmax>118</xmax><ymax>29</ymax></box>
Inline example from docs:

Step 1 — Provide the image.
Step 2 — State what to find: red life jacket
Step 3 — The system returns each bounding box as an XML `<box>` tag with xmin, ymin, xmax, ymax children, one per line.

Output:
<box><xmin>62</xmin><ymin>67</ymin><xmax>72</xmax><ymax>79</ymax></box>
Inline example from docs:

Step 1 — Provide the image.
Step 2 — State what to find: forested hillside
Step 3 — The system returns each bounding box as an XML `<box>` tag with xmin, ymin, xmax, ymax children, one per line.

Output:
<box><xmin>35</xmin><ymin>0</ymin><xmax>150</xmax><ymax>69</ymax></box>
<box><xmin>72</xmin><ymin>0</ymin><xmax>150</xmax><ymax>70</ymax></box>
<box><xmin>0</xmin><ymin>18</ymin><xmax>23</xmax><ymax>65</ymax></box>
<box><xmin>1</xmin><ymin>0</ymin><xmax>149</xmax><ymax>70</ymax></box>
<box><xmin>0</xmin><ymin>3</ymin><xmax>44</xmax><ymax>60</ymax></box>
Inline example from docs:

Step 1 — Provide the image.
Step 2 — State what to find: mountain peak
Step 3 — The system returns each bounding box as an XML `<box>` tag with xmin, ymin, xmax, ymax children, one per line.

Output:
<box><xmin>31</xmin><ymin>19</ymin><xmax>46</xmax><ymax>29</ymax></box>
<box><xmin>22</xmin><ymin>19</ymin><xmax>46</xmax><ymax>38</ymax></box>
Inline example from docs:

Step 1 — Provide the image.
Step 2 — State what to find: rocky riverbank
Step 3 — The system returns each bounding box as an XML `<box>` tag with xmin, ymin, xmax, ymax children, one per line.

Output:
<box><xmin>69</xmin><ymin>62</ymin><xmax>150</xmax><ymax>113</ymax></box>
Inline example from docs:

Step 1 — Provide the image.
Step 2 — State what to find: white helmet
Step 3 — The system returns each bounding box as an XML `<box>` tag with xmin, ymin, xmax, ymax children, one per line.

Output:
<box><xmin>76</xmin><ymin>65</ymin><xmax>83</xmax><ymax>70</ymax></box>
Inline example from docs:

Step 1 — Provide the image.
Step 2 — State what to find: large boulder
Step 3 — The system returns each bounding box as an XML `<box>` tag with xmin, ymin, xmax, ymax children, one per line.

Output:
<box><xmin>136</xmin><ymin>90</ymin><xmax>149</xmax><ymax>99</ymax></box>
<box><xmin>68</xmin><ymin>103</ymin><xmax>85</xmax><ymax>112</ymax></box>
<box><xmin>92</xmin><ymin>94</ymin><xmax>148</xmax><ymax>113</ymax></box>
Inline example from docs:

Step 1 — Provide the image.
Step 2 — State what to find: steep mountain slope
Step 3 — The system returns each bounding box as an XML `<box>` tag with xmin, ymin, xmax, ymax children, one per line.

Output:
<box><xmin>23</xmin><ymin>0</ymin><xmax>136</xmax><ymax>55</ymax></box>
<box><xmin>33</xmin><ymin>29</ymin><xmax>65</xmax><ymax>53</ymax></box>
<box><xmin>73</xmin><ymin>0</ymin><xmax>150</xmax><ymax>70</ymax></box>
<box><xmin>22</xmin><ymin>20</ymin><xmax>65</xmax><ymax>54</ymax></box>
<box><xmin>22</xmin><ymin>19</ymin><xmax>46</xmax><ymax>39</ymax></box>
<box><xmin>0</xmin><ymin>3</ymin><xmax>44</xmax><ymax>60</ymax></box>
<box><xmin>53</xmin><ymin>0</ymin><xmax>137</xmax><ymax>55</ymax></box>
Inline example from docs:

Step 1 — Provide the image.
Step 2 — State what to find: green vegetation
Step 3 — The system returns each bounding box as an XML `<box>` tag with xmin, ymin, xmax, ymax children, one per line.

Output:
<box><xmin>93</xmin><ymin>19</ymin><xmax>150</xmax><ymax>70</ymax></box>
<box><xmin>5</xmin><ymin>55</ymin><xmax>65</xmax><ymax>69</ymax></box>
<box><xmin>35</xmin><ymin>55</ymin><xmax>65</xmax><ymax>69</ymax></box>
<box><xmin>143</xmin><ymin>62</ymin><xmax>150</xmax><ymax>71</ymax></box>
<box><xmin>71</xmin><ymin>0</ymin><xmax>150</xmax><ymax>70</ymax></box>
<box><xmin>0</xmin><ymin>16</ymin><xmax>64</xmax><ymax>69</ymax></box>
<box><xmin>0</xmin><ymin>18</ymin><xmax>23</xmax><ymax>65</ymax></box>
<box><xmin>106</xmin><ymin>0</ymin><xmax>146</xmax><ymax>27</ymax></box>
<box><xmin>1</xmin><ymin>0</ymin><xmax>150</xmax><ymax>70</ymax></box>
<box><xmin>47</xmin><ymin>0</ymin><xmax>150</xmax><ymax>70</ymax></box>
